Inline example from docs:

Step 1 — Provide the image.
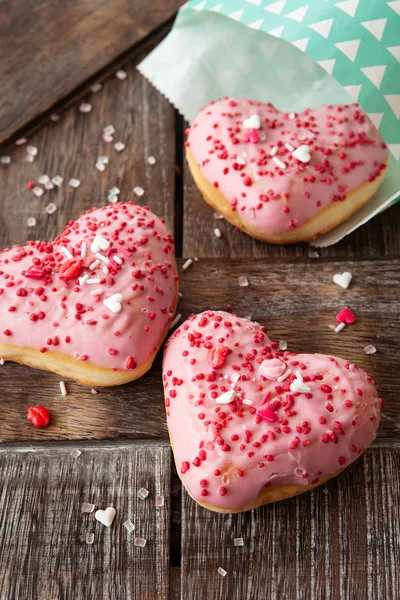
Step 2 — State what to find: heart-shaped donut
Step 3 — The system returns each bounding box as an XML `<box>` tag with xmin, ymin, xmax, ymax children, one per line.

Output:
<box><xmin>163</xmin><ymin>311</ymin><xmax>381</xmax><ymax>513</ymax></box>
<box><xmin>0</xmin><ymin>202</ymin><xmax>178</xmax><ymax>386</ymax></box>
<box><xmin>186</xmin><ymin>98</ymin><xmax>388</xmax><ymax>244</ymax></box>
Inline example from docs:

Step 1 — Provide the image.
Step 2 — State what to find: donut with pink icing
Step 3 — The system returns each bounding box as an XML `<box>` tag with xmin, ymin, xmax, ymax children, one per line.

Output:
<box><xmin>163</xmin><ymin>311</ymin><xmax>381</xmax><ymax>512</ymax></box>
<box><xmin>186</xmin><ymin>98</ymin><xmax>389</xmax><ymax>244</ymax></box>
<box><xmin>0</xmin><ymin>202</ymin><xmax>178</xmax><ymax>386</ymax></box>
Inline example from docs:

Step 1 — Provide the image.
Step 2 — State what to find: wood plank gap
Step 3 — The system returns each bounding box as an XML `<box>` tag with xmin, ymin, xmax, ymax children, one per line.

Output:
<box><xmin>0</xmin><ymin>438</ymin><xmax>172</xmax><ymax>452</ymax></box>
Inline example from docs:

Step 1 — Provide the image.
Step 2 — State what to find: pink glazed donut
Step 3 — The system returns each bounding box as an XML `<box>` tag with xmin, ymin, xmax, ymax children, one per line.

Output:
<box><xmin>0</xmin><ymin>202</ymin><xmax>178</xmax><ymax>386</ymax></box>
<box><xmin>186</xmin><ymin>98</ymin><xmax>388</xmax><ymax>244</ymax></box>
<box><xmin>163</xmin><ymin>311</ymin><xmax>381</xmax><ymax>512</ymax></box>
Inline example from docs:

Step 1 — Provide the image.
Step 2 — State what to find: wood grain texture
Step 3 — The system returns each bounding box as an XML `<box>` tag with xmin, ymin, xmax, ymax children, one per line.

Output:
<box><xmin>0</xmin><ymin>0</ymin><xmax>184</xmax><ymax>143</ymax></box>
<box><xmin>182</xmin><ymin>151</ymin><xmax>400</xmax><ymax>259</ymax></box>
<box><xmin>181</xmin><ymin>441</ymin><xmax>400</xmax><ymax>600</ymax></box>
<box><xmin>1</xmin><ymin>258</ymin><xmax>399</xmax><ymax>441</ymax></box>
<box><xmin>0</xmin><ymin>441</ymin><xmax>172</xmax><ymax>600</ymax></box>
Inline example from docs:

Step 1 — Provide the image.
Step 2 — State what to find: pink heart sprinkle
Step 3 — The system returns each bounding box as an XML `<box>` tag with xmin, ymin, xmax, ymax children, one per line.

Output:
<box><xmin>259</xmin><ymin>357</ymin><xmax>286</xmax><ymax>380</ymax></box>
<box><xmin>243</xmin><ymin>129</ymin><xmax>259</xmax><ymax>144</ymax></box>
<box><xmin>257</xmin><ymin>405</ymin><xmax>278</xmax><ymax>423</ymax></box>
<box><xmin>336</xmin><ymin>307</ymin><xmax>356</xmax><ymax>324</ymax></box>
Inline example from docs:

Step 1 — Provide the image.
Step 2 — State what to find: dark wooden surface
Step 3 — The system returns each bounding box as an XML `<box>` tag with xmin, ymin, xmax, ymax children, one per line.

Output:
<box><xmin>0</xmin><ymin>0</ymin><xmax>184</xmax><ymax>144</ymax></box>
<box><xmin>0</xmin><ymin>441</ymin><xmax>172</xmax><ymax>600</ymax></box>
<box><xmin>181</xmin><ymin>441</ymin><xmax>400</xmax><ymax>600</ymax></box>
<box><xmin>0</xmin><ymin>8</ymin><xmax>399</xmax><ymax>600</ymax></box>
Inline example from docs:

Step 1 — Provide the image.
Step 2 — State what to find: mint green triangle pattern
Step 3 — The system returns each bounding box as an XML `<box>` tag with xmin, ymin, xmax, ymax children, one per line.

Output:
<box><xmin>186</xmin><ymin>0</ymin><xmax>400</xmax><ymax>160</ymax></box>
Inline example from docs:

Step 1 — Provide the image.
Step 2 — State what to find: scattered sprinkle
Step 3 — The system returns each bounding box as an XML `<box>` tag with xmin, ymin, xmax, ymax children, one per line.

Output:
<box><xmin>91</xmin><ymin>388</ymin><xmax>98</xmax><ymax>395</ymax></box>
<box><xmin>27</xmin><ymin>217</ymin><xmax>36</xmax><ymax>227</ymax></box>
<box><xmin>96</xmin><ymin>252</ymin><xmax>110</xmax><ymax>265</ymax></box>
<box><xmin>90</xmin><ymin>82</ymin><xmax>102</xmax><ymax>93</ymax></box>
<box><xmin>290</xmin><ymin>379</ymin><xmax>311</xmax><ymax>393</ymax></box>
<box><xmin>50</xmin><ymin>113</ymin><xmax>61</xmax><ymax>122</ymax></box>
<box><xmin>85</xmin><ymin>532</ymin><xmax>94</xmax><ymax>545</ymax></box>
<box><xmin>147</xmin><ymin>156</ymin><xmax>156</xmax><ymax>165</ymax></box>
<box><xmin>116</xmin><ymin>69</ymin><xmax>127</xmax><ymax>80</ymax></box>
<box><xmin>113</xmin><ymin>255</ymin><xmax>122</xmax><ymax>265</ymax></box>
<box><xmin>295</xmin><ymin>369</ymin><xmax>303</xmax><ymax>382</ymax></box>
<box><xmin>133</xmin><ymin>185</ymin><xmax>144</xmax><ymax>197</ymax></box>
<box><xmin>243</xmin><ymin>114</ymin><xmax>260</xmax><ymax>129</ymax></box>
<box><xmin>285</xmin><ymin>143</ymin><xmax>294</xmax><ymax>152</ymax></box>
<box><xmin>279</xmin><ymin>340</ymin><xmax>287</xmax><ymax>351</ymax></box>
<box><xmin>333</xmin><ymin>272</ymin><xmax>352</xmax><ymax>289</ymax></box>
<box><xmin>114</xmin><ymin>141</ymin><xmax>125</xmax><ymax>152</ymax></box>
<box><xmin>69</xmin><ymin>178</ymin><xmax>81</xmax><ymax>188</ymax></box>
<box><xmin>134</xmin><ymin>537</ymin><xmax>147</xmax><ymax>548</ymax></box>
<box><xmin>15</xmin><ymin>137</ymin><xmax>27</xmax><ymax>146</ymax></box>
<box><xmin>70</xmin><ymin>448</ymin><xmax>81</xmax><ymax>459</ymax></box>
<box><xmin>182</xmin><ymin>259</ymin><xmax>193</xmax><ymax>271</ymax></box>
<box><xmin>234</xmin><ymin>538</ymin><xmax>244</xmax><ymax>547</ymax></box>
<box><xmin>272</xmin><ymin>156</ymin><xmax>287</xmax><ymax>169</ymax></box>
<box><xmin>292</xmin><ymin>144</ymin><xmax>311</xmax><ymax>164</ymax></box>
<box><xmin>25</xmin><ymin>155</ymin><xmax>35</xmax><ymax>163</ymax></box>
<box><xmin>270</xmin><ymin>146</ymin><xmax>278</xmax><ymax>156</ymax></box>
<box><xmin>103</xmin><ymin>125</ymin><xmax>115</xmax><ymax>136</ymax></box>
<box><xmin>81</xmin><ymin>502</ymin><xmax>95</xmax><ymax>513</ymax></box>
<box><xmin>277</xmin><ymin>368</ymin><xmax>292</xmax><ymax>382</ymax></box>
<box><xmin>37</xmin><ymin>175</ymin><xmax>49</xmax><ymax>185</ymax></box>
<box><xmin>79</xmin><ymin>102</ymin><xmax>92</xmax><ymax>113</ymax></box>
<box><xmin>308</xmin><ymin>250</ymin><xmax>319</xmax><ymax>259</ymax></box>
<box><xmin>108</xmin><ymin>194</ymin><xmax>118</xmax><ymax>203</ymax></box>
<box><xmin>1</xmin><ymin>156</ymin><xmax>11</xmax><ymax>164</ymax></box>
<box><xmin>238</xmin><ymin>276</ymin><xmax>249</xmax><ymax>287</ymax></box>
<box><xmin>217</xmin><ymin>567</ymin><xmax>227</xmax><ymax>577</ymax></box>
<box><xmin>87</xmin><ymin>278</ymin><xmax>101</xmax><ymax>284</ymax></box>
<box><xmin>79</xmin><ymin>274</ymin><xmax>89</xmax><ymax>285</ymax></box>
<box><xmin>90</xmin><ymin>289</ymin><xmax>103</xmax><ymax>297</ymax></box>
<box><xmin>109</xmin><ymin>186</ymin><xmax>120</xmax><ymax>196</ymax></box>
<box><xmin>364</xmin><ymin>344</ymin><xmax>377</xmax><ymax>355</ymax></box>
<box><xmin>0</xmin><ymin>359</ymin><xmax>4</xmax><ymax>366</ymax></box>
<box><xmin>336</xmin><ymin>307</ymin><xmax>356</xmax><ymax>324</ymax></box>
<box><xmin>236</xmin><ymin>156</ymin><xmax>246</xmax><ymax>165</ymax></box>
<box><xmin>171</xmin><ymin>313</ymin><xmax>182</xmax><ymax>329</ymax></box>
<box><xmin>123</xmin><ymin>519</ymin><xmax>135</xmax><ymax>533</ymax></box>
<box><xmin>214</xmin><ymin>227</ymin><xmax>222</xmax><ymax>238</ymax></box>
<box><xmin>216</xmin><ymin>390</ymin><xmax>236</xmax><ymax>404</ymax></box>
<box><xmin>335</xmin><ymin>323</ymin><xmax>346</xmax><ymax>333</ymax></box>
<box><xmin>138</xmin><ymin>487</ymin><xmax>149</xmax><ymax>500</ymax></box>
<box><xmin>103</xmin><ymin>293</ymin><xmax>123</xmax><ymax>313</ymax></box>
<box><xmin>242</xmin><ymin>399</ymin><xmax>253</xmax><ymax>406</ymax></box>
<box><xmin>27</xmin><ymin>145</ymin><xmax>38</xmax><ymax>156</ymax></box>
<box><xmin>32</xmin><ymin>186</ymin><xmax>44</xmax><ymax>197</ymax></box>
<box><xmin>214</xmin><ymin>212</ymin><xmax>224</xmax><ymax>219</ymax></box>
<box><xmin>81</xmin><ymin>241</ymin><xmax>87</xmax><ymax>259</ymax></box>
<box><xmin>155</xmin><ymin>495</ymin><xmax>165</xmax><ymax>508</ymax></box>
<box><xmin>103</xmin><ymin>134</ymin><xmax>113</xmax><ymax>143</ymax></box>
<box><xmin>59</xmin><ymin>381</ymin><xmax>67</xmax><ymax>396</ymax></box>
<box><xmin>91</xmin><ymin>234</ymin><xmax>110</xmax><ymax>253</ymax></box>
<box><xmin>61</xmin><ymin>246</ymin><xmax>73</xmax><ymax>260</ymax></box>
<box><xmin>45</xmin><ymin>203</ymin><xmax>57</xmax><ymax>215</ymax></box>
<box><xmin>52</xmin><ymin>175</ymin><xmax>63</xmax><ymax>186</ymax></box>
<box><xmin>44</xmin><ymin>180</ymin><xmax>54</xmax><ymax>190</ymax></box>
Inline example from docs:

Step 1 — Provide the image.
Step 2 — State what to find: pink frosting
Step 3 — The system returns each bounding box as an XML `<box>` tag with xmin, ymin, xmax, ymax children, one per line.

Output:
<box><xmin>187</xmin><ymin>98</ymin><xmax>388</xmax><ymax>235</ymax></box>
<box><xmin>0</xmin><ymin>202</ymin><xmax>177</xmax><ymax>372</ymax></box>
<box><xmin>163</xmin><ymin>311</ymin><xmax>381</xmax><ymax>510</ymax></box>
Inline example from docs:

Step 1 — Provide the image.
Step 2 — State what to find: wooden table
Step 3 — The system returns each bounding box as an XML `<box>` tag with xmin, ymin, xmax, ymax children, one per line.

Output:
<box><xmin>0</xmin><ymin>3</ymin><xmax>399</xmax><ymax>599</ymax></box>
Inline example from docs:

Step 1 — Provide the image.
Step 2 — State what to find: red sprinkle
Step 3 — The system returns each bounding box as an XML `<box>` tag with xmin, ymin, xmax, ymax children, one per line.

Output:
<box><xmin>27</xmin><ymin>405</ymin><xmax>50</xmax><ymax>428</ymax></box>
<box><xmin>336</xmin><ymin>307</ymin><xmax>356</xmax><ymax>324</ymax></box>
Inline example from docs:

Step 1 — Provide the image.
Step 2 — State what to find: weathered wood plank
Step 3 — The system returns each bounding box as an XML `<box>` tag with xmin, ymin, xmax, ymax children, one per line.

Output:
<box><xmin>0</xmin><ymin>441</ymin><xmax>171</xmax><ymax>600</ymax></box>
<box><xmin>0</xmin><ymin>0</ymin><xmax>184</xmax><ymax>143</ymax></box>
<box><xmin>181</xmin><ymin>441</ymin><xmax>400</xmax><ymax>600</ymax></box>
<box><xmin>1</xmin><ymin>258</ymin><xmax>398</xmax><ymax>441</ymax></box>
<box><xmin>0</xmin><ymin>52</ymin><xmax>176</xmax><ymax>248</ymax></box>
<box><xmin>182</xmin><ymin>153</ymin><xmax>400</xmax><ymax>259</ymax></box>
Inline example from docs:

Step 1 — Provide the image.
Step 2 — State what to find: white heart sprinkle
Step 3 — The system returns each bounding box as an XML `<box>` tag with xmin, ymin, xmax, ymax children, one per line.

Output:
<box><xmin>292</xmin><ymin>144</ymin><xmax>311</xmax><ymax>163</ymax></box>
<box><xmin>243</xmin><ymin>114</ymin><xmax>261</xmax><ymax>130</ymax></box>
<box><xmin>216</xmin><ymin>390</ymin><xmax>236</xmax><ymax>404</ymax></box>
<box><xmin>95</xmin><ymin>507</ymin><xmax>116</xmax><ymax>528</ymax></box>
<box><xmin>103</xmin><ymin>293</ymin><xmax>123</xmax><ymax>314</ymax></box>
<box><xmin>91</xmin><ymin>234</ymin><xmax>110</xmax><ymax>253</ymax></box>
<box><xmin>333</xmin><ymin>272</ymin><xmax>352</xmax><ymax>289</ymax></box>
<box><xmin>289</xmin><ymin>379</ymin><xmax>311</xmax><ymax>393</ymax></box>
